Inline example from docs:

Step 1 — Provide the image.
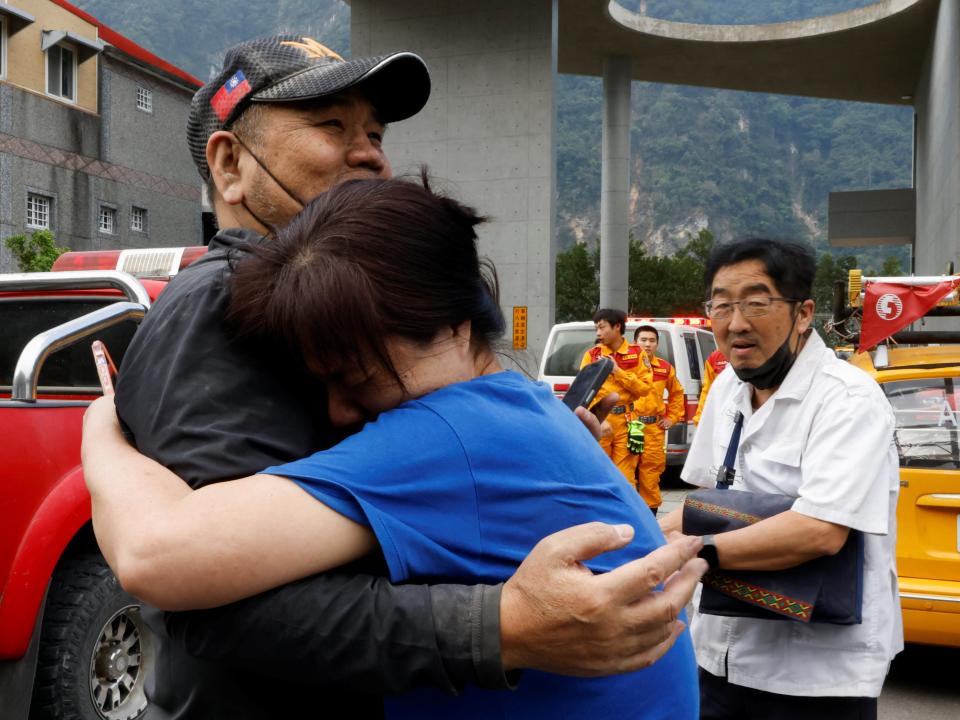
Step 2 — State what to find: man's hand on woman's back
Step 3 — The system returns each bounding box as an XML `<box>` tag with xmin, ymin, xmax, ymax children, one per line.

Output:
<box><xmin>499</xmin><ymin>523</ymin><xmax>706</xmax><ymax>676</ymax></box>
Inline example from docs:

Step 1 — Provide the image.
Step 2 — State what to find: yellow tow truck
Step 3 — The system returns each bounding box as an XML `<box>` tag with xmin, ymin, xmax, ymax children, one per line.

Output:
<box><xmin>833</xmin><ymin>270</ymin><xmax>960</xmax><ymax>647</ymax></box>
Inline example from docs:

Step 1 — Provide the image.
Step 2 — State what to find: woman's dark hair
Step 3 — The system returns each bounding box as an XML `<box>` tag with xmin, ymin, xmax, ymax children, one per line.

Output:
<box><xmin>704</xmin><ymin>238</ymin><xmax>816</xmax><ymax>300</ymax></box>
<box><xmin>228</xmin><ymin>170</ymin><xmax>504</xmax><ymax>384</ymax></box>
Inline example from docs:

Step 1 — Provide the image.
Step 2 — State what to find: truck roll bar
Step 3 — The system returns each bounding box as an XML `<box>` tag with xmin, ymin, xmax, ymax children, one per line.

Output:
<box><xmin>2</xmin><ymin>271</ymin><xmax>151</xmax><ymax>402</ymax></box>
<box><xmin>0</xmin><ymin>270</ymin><xmax>151</xmax><ymax>307</ymax></box>
<box><xmin>11</xmin><ymin>303</ymin><xmax>146</xmax><ymax>402</ymax></box>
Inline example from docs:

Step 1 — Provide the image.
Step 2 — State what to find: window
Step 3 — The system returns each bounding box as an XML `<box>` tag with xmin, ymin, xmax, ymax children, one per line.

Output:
<box><xmin>136</xmin><ymin>86</ymin><xmax>152</xmax><ymax>113</ymax></box>
<box><xmin>695</xmin><ymin>330</ymin><xmax>717</xmax><ymax>371</ymax></box>
<box><xmin>0</xmin><ymin>18</ymin><xmax>6</xmax><ymax>80</ymax></box>
<box><xmin>98</xmin><ymin>204</ymin><xmax>116</xmax><ymax>234</ymax></box>
<box><xmin>130</xmin><ymin>206</ymin><xmax>147</xmax><ymax>233</ymax></box>
<box><xmin>26</xmin><ymin>192</ymin><xmax>51</xmax><ymax>229</ymax></box>
<box><xmin>46</xmin><ymin>43</ymin><xmax>76</xmax><ymax>101</ymax></box>
<box><xmin>683</xmin><ymin>335</ymin><xmax>701</xmax><ymax>381</ymax></box>
<box><xmin>543</xmin><ymin>328</ymin><xmax>595</xmax><ymax>378</ymax></box>
<box><xmin>883</xmin><ymin>377</ymin><xmax>960</xmax><ymax>469</ymax></box>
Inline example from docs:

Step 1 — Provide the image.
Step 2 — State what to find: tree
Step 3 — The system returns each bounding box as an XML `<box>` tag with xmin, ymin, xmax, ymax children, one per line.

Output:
<box><xmin>4</xmin><ymin>229</ymin><xmax>69</xmax><ymax>272</ymax></box>
<box><xmin>878</xmin><ymin>255</ymin><xmax>903</xmax><ymax>276</ymax></box>
<box><xmin>811</xmin><ymin>251</ymin><xmax>857</xmax><ymax>344</ymax></box>
<box><xmin>628</xmin><ymin>229</ymin><xmax>713</xmax><ymax>316</ymax></box>
<box><xmin>555</xmin><ymin>242</ymin><xmax>598</xmax><ymax>322</ymax></box>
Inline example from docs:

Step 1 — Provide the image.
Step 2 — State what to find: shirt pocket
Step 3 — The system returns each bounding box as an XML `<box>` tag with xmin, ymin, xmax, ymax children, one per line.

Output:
<box><xmin>746</xmin><ymin>442</ymin><xmax>803</xmax><ymax>493</ymax></box>
<box><xmin>758</xmin><ymin>441</ymin><xmax>802</xmax><ymax>467</ymax></box>
<box><xmin>789</xmin><ymin>615</ymin><xmax>880</xmax><ymax>651</ymax></box>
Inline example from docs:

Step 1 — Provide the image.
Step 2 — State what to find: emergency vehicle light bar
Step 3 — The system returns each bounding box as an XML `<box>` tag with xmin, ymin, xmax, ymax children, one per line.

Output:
<box><xmin>627</xmin><ymin>316</ymin><xmax>711</xmax><ymax>327</ymax></box>
<box><xmin>52</xmin><ymin>247</ymin><xmax>207</xmax><ymax>277</ymax></box>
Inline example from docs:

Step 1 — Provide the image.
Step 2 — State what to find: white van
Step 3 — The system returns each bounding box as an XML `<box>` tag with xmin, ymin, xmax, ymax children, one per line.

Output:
<box><xmin>538</xmin><ymin>318</ymin><xmax>717</xmax><ymax>467</ymax></box>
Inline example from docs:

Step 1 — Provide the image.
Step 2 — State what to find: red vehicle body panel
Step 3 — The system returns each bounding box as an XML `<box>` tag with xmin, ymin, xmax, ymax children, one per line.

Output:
<box><xmin>0</xmin><ymin>404</ymin><xmax>91</xmax><ymax>658</ymax></box>
<box><xmin>0</xmin><ymin>270</ymin><xmax>174</xmax><ymax>661</ymax></box>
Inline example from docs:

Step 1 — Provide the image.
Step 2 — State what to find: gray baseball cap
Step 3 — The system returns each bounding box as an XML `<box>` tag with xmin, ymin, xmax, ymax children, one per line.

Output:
<box><xmin>187</xmin><ymin>35</ymin><xmax>431</xmax><ymax>180</ymax></box>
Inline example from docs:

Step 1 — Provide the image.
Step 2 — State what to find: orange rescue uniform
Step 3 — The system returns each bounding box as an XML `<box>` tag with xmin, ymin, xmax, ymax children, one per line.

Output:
<box><xmin>636</xmin><ymin>356</ymin><xmax>684</xmax><ymax>509</ymax></box>
<box><xmin>692</xmin><ymin>349</ymin><xmax>728</xmax><ymax>425</ymax></box>
<box><xmin>580</xmin><ymin>340</ymin><xmax>655</xmax><ymax>484</ymax></box>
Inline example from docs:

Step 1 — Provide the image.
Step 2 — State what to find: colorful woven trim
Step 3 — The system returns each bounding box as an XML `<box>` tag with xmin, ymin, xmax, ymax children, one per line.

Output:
<box><xmin>704</xmin><ymin>572</ymin><xmax>814</xmax><ymax>622</ymax></box>
<box><xmin>685</xmin><ymin>497</ymin><xmax>762</xmax><ymax>525</ymax></box>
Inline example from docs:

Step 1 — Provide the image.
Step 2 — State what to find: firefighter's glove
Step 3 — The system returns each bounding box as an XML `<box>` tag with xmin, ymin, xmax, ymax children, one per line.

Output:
<box><xmin>627</xmin><ymin>419</ymin><xmax>645</xmax><ymax>454</ymax></box>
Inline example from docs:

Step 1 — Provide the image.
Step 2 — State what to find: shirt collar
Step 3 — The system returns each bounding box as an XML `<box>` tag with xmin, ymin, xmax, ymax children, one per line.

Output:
<box><xmin>602</xmin><ymin>338</ymin><xmax>632</xmax><ymax>356</ymax></box>
<box><xmin>207</xmin><ymin>227</ymin><xmax>265</xmax><ymax>253</ymax></box>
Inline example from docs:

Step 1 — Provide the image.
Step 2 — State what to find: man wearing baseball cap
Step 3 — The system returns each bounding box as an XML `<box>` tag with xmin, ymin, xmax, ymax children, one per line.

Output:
<box><xmin>111</xmin><ymin>35</ymin><xmax>705</xmax><ymax>718</ymax></box>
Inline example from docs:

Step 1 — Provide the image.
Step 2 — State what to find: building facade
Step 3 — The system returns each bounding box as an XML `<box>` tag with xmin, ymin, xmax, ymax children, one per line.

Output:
<box><xmin>0</xmin><ymin>0</ymin><xmax>202</xmax><ymax>273</ymax></box>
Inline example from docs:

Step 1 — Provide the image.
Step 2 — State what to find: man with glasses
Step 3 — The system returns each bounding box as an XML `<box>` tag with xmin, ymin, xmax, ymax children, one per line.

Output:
<box><xmin>661</xmin><ymin>239</ymin><xmax>901</xmax><ymax>718</ymax></box>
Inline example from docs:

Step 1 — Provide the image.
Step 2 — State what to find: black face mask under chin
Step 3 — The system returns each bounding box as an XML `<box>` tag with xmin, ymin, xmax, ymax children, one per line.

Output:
<box><xmin>232</xmin><ymin>133</ymin><xmax>305</xmax><ymax>233</ymax></box>
<box><xmin>731</xmin><ymin>313</ymin><xmax>801</xmax><ymax>390</ymax></box>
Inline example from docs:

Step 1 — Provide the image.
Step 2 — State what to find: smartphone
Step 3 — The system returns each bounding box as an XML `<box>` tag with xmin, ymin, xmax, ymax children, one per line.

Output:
<box><xmin>562</xmin><ymin>357</ymin><xmax>614</xmax><ymax>410</ymax></box>
<box><xmin>91</xmin><ymin>340</ymin><xmax>118</xmax><ymax>395</ymax></box>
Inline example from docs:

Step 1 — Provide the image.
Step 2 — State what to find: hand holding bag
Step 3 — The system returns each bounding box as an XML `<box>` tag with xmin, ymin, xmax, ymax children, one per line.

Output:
<box><xmin>682</xmin><ymin>412</ymin><xmax>864</xmax><ymax>624</ymax></box>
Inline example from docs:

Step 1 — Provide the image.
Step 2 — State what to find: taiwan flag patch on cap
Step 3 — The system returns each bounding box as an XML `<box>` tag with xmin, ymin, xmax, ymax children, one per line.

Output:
<box><xmin>211</xmin><ymin>70</ymin><xmax>252</xmax><ymax>122</ymax></box>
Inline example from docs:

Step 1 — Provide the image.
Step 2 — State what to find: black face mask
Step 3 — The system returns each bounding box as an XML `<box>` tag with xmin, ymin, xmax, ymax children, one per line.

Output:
<box><xmin>731</xmin><ymin>311</ymin><xmax>801</xmax><ymax>390</ymax></box>
<box><xmin>232</xmin><ymin>133</ymin><xmax>305</xmax><ymax>234</ymax></box>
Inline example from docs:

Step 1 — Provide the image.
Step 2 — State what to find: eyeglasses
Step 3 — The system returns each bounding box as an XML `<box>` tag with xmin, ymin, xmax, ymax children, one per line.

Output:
<box><xmin>703</xmin><ymin>296</ymin><xmax>801</xmax><ymax>321</ymax></box>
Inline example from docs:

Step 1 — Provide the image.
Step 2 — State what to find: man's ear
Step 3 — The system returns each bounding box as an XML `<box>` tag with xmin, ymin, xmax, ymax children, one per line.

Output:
<box><xmin>796</xmin><ymin>298</ymin><xmax>815</xmax><ymax>335</ymax></box>
<box><xmin>207</xmin><ymin>131</ymin><xmax>245</xmax><ymax>206</ymax></box>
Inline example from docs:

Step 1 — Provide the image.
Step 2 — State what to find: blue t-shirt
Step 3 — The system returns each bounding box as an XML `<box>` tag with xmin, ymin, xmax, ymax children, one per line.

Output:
<box><xmin>267</xmin><ymin>371</ymin><xmax>698</xmax><ymax>719</ymax></box>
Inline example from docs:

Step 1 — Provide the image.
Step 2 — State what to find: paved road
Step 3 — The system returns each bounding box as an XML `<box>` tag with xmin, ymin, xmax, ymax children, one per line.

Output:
<box><xmin>659</xmin><ymin>489</ymin><xmax>960</xmax><ymax>718</ymax></box>
<box><xmin>880</xmin><ymin>644</ymin><xmax>960</xmax><ymax>719</ymax></box>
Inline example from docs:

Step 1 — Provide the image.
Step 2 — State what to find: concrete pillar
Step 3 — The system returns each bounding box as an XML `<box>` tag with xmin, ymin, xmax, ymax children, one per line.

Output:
<box><xmin>599</xmin><ymin>56</ymin><xmax>632</xmax><ymax>311</ymax></box>
<box><xmin>351</xmin><ymin>0</ymin><xmax>557</xmax><ymax>372</ymax></box>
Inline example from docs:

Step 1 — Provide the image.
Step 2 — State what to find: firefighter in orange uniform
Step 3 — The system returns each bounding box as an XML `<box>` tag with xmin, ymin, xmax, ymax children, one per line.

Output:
<box><xmin>632</xmin><ymin>325</ymin><xmax>685</xmax><ymax>513</ymax></box>
<box><xmin>692</xmin><ymin>348</ymin><xmax>728</xmax><ymax>425</ymax></box>
<box><xmin>580</xmin><ymin>309</ymin><xmax>654</xmax><ymax>484</ymax></box>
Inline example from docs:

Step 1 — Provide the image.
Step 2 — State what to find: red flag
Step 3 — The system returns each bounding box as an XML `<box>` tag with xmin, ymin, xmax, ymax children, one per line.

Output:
<box><xmin>858</xmin><ymin>279</ymin><xmax>960</xmax><ymax>352</ymax></box>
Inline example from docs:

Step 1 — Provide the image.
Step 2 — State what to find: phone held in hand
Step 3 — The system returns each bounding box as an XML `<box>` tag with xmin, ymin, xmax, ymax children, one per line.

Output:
<box><xmin>562</xmin><ymin>357</ymin><xmax>614</xmax><ymax>410</ymax></box>
<box><xmin>91</xmin><ymin>340</ymin><xmax>118</xmax><ymax>395</ymax></box>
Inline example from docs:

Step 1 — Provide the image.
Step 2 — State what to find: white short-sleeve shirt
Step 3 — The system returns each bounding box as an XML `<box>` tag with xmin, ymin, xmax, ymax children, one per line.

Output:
<box><xmin>681</xmin><ymin>331</ymin><xmax>903</xmax><ymax>698</ymax></box>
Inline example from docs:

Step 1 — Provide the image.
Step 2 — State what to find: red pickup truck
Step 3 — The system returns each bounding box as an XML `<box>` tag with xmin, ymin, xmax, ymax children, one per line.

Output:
<box><xmin>1</xmin><ymin>249</ymin><xmax>203</xmax><ymax>720</ymax></box>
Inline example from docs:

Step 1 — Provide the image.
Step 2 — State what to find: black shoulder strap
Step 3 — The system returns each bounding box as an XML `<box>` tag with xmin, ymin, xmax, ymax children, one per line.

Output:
<box><xmin>715</xmin><ymin>411</ymin><xmax>744</xmax><ymax>489</ymax></box>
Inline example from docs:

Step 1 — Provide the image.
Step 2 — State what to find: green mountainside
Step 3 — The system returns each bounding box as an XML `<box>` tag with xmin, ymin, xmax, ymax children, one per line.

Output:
<box><xmin>76</xmin><ymin>0</ymin><xmax>351</xmax><ymax>80</ymax></box>
<box><xmin>77</xmin><ymin>0</ymin><xmax>913</xmax><ymax>266</ymax></box>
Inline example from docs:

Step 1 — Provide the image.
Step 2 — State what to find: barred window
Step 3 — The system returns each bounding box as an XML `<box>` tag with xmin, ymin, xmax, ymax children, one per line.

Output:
<box><xmin>136</xmin><ymin>86</ymin><xmax>153</xmax><ymax>113</ymax></box>
<box><xmin>26</xmin><ymin>193</ymin><xmax>51</xmax><ymax>229</ymax></box>
<box><xmin>98</xmin><ymin>205</ymin><xmax>117</xmax><ymax>234</ymax></box>
<box><xmin>130</xmin><ymin>206</ymin><xmax>147</xmax><ymax>232</ymax></box>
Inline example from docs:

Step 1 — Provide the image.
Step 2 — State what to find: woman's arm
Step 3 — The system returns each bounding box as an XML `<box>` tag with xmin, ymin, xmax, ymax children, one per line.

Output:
<box><xmin>81</xmin><ymin>396</ymin><xmax>375</xmax><ymax>610</ymax></box>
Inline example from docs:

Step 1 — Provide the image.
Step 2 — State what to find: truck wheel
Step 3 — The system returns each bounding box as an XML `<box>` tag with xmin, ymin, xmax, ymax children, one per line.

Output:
<box><xmin>30</xmin><ymin>553</ymin><xmax>153</xmax><ymax>720</ymax></box>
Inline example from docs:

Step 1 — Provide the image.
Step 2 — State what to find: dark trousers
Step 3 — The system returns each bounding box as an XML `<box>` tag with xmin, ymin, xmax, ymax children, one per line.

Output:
<box><xmin>699</xmin><ymin>668</ymin><xmax>877</xmax><ymax>720</ymax></box>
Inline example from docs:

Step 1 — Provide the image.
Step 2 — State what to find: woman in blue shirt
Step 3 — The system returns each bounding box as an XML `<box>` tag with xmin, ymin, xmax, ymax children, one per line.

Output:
<box><xmin>83</xmin><ymin>174</ymin><xmax>698</xmax><ymax>718</ymax></box>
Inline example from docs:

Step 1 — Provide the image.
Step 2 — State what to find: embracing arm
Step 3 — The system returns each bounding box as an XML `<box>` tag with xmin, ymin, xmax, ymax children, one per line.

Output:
<box><xmin>82</xmin><ymin>396</ymin><xmax>375</xmax><ymax>610</ymax></box>
<box><xmin>164</xmin><ymin>524</ymin><xmax>707</xmax><ymax>691</ymax></box>
<box><xmin>163</xmin><ymin>572</ymin><xmax>508</xmax><ymax>693</ymax></box>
